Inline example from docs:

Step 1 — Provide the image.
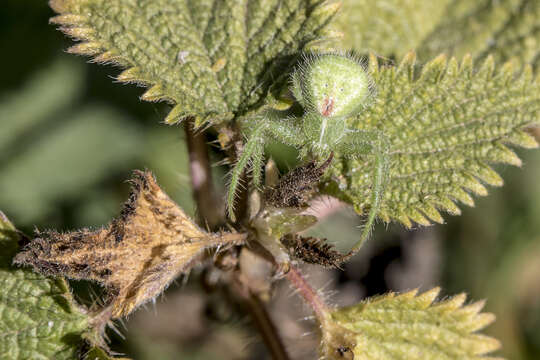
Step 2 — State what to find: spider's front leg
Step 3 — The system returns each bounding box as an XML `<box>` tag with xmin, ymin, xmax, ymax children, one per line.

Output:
<box><xmin>337</xmin><ymin>129</ymin><xmax>390</xmax><ymax>259</ymax></box>
<box><xmin>227</xmin><ymin>113</ymin><xmax>303</xmax><ymax>221</ymax></box>
<box><xmin>227</xmin><ymin>123</ymin><xmax>266</xmax><ymax>222</ymax></box>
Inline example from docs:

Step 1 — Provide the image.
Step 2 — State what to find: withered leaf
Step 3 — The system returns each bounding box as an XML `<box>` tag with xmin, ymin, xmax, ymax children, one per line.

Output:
<box><xmin>264</xmin><ymin>153</ymin><xmax>334</xmax><ymax>208</ymax></box>
<box><xmin>282</xmin><ymin>234</ymin><xmax>342</xmax><ymax>268</ymax></box>
<box><xmin>14</xmin><ymin>170</ymin><xmax>245</xmax><ymax>318</ymax></box>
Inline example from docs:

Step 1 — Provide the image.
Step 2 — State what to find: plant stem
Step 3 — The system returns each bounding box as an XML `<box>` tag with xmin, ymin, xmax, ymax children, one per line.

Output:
<box><xmin>286</xmin><ymin>265</ymin><xmax>330</xmax><ymax>321</ymax></box>
<box><xmin>183</xmin><ymin>119</ymin><xmax>223</xmax><ymax>230</ymax></box>
<box><xmin>243</xmin><ymin>292</ymin><xmax>291</xmax><ymax>360</ymax></box>
<box><xmin>184</xmin><ymin>121</ymin><xmax>289</xmax><ymax>360</ymax></box>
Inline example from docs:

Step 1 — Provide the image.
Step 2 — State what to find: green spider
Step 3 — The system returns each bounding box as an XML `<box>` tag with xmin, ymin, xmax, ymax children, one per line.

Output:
<box><xmin>228</xmin><ymin>53</ymin><xmax>390</xmax><ymax>256</ymax></box>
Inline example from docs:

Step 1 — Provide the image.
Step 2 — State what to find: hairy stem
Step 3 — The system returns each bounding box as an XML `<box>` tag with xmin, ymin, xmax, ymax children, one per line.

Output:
<box><xmin>183</xmin><ymin>119</ymin><xmax>223</xmax><ymax>230</ymax></box>
<box><xmin>244</xmin><ymin>292</ymin><xmax>291</xmax><ymax>360</ymax></box>
<box><xmin>286</xmin><ymin>265</ymin><xmax>330</xmax><ymax>321</ymax></box>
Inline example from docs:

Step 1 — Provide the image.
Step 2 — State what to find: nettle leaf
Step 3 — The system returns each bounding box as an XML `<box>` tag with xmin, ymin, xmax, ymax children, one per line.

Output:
<box><xmin>320</xmin><ymin>288</ymin><xmax>501</xmax><ymax>360</ymax></box>
<box><xmin>83</xmin><ymin>346</ymin><xmax>130</xmax><ymax>360</ymax></box>
<box><xmin>0</xmin><ymin>106</ymin><xmax>143</xmax><ymax>225</ymax></box>
<box><xmin>478</xmin><ymin>0</ymin><xmax>540</xmax><ymax>70</ymax></box>
<box><xmin>324</xmin><ymin>53</ymin><xmax>540</xmax><ymax>227</ymax></box>
<box><xmin>418</xmin><ymin>0</ymin><xmax>540</xmax><ymax>69</ymax></box>
<box><xmin>334</xmin><ymin>0</ymin><xmax>451</xmax><ymax>58</ymax></box>
<box><xmin>0</xmin><ymin>59</ymin><xmax>83</xmax><ymax>154</ymax></box>
<box><xmin>50</xmin><ymin>0</ymin><xmax>340</xmax><ymax>126</ymax></box>
<box><xmin>0</xmin><ymin>212</ymin><xmax>89</xmax><ymax>360</ymax></box>
<box><xmin>417</xmin><ymin>0</ymin><xmax>519</xmax><ymax>59</ymax></box>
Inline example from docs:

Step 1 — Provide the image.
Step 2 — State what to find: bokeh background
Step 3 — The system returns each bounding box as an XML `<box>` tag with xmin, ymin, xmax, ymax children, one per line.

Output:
<box><xmin>1</xmin><ymin>1</ymin><xmax>539</xmax><ymax>359</ymax></box>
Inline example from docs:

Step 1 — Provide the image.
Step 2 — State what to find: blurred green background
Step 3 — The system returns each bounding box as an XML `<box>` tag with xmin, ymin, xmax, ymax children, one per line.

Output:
<box><xmin>1</xmin><ymin>1</ymin><xmax>539</xmax><ymax>359</ymax></box>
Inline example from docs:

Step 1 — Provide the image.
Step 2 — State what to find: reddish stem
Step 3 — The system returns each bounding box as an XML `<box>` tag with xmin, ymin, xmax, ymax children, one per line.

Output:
<box><xmin>286</xmin><ymin>265</ymin><xmax>330</xmax><ymax>321</ymax></box>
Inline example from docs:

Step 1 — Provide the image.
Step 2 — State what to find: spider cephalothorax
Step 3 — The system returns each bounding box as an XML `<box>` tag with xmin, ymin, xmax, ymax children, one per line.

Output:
<box><xmin>228</xmin><ymin>53</ymin><xmax>389</xmax><ymax>257</ymax></box>
<box><xmin>291</xmin><ymin>53</ymin><xmax>374</xmax><ymax>157</ymax></box>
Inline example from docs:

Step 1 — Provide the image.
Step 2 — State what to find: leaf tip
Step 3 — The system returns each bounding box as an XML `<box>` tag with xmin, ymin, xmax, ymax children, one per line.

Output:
<box><xmin>61</xmin><ymin>26</ymin><xmax>95</xmax><ymax>41</ymax></box>
<box><xmin>510</xmin><ymin>130</ymin><xmax>539</xmax><ymax>149</ymax></box>
<box><xmin>419</xmin><ymin>204</ymin><xmax>445</xmax><ymax>224</ymax></box>
<box><xmin>50</xmin><ymin>14</ymin><xmax>86</xmax><ymax>26</ymax></box>
<box><xmin>417</xmin><ymin>286</ymin><xmax>441</xmax><ymax>306</ymax></box>
<box><xmin>460</xmin><ymin>299</ymin><xmax>487</xmax><ymax>316</ymax></box>
<box><xmin>499</xmin><ymin>146</ymin><xmax>523</xmax><ymax>167</ymax></box>
<box><xmin>461</xmin><ymin>54</ymin><xmax>474</xmax><ymax>73</ymax></box>
<box><xmin>67</xmin><ymin>42</ymin><xmax>102</xmax><ymax>56</ymax></box>
<box><xmin>400</xmin><ymin>51</ymin><xmax>417</xmax><ymax>66</ymax></box>
<box><xmin>471</xmin><ymin>334</ymin><xmax>502</xmax><ymax>355</ymax></box>
<box><xmin>49</xmin><ymin>0</ymin><xmax>70</xmax><ymax>13</ymax></box>
<box><xmin>407</xmin><ymin>208</ymin><xmax>432</xmax><ymax>226</ymax></box>
<box><xmin>0</xmin><ymin>210</ymin><xmax>13</xmax><ymax>227</ymax></box>
<box><xmin>140</xmin><ymin>84</ymin><xmax>170</xmax><ymax>103</ymax></box>
<box><xmin>117</xmin><ymin>67</ymin><xmax>146</xmax><ymax>85</ymax></box>
<box><xmin>164</xmin><ymin>105</ymin><xmax>186</xmax><ymax>125</ymax></box>
<box><xmin>477</xmin><ymin>165</ymin><xmax>504</xmax><ymax>187</ymax></box>
<box><xmin>479</xmin><ymin>55</ymin><xmax>496</xmax><ymax>78</ymax></box>
<box><xmin>421</xmin><ymin>53</ymin><xmax>448</xmax><ymax>81</ymax></box>
<box><xmin>438</xmin><ymin>292</ymin><xmax>467</xmax><ymax>310</ymax></box>
<box><xmin>314</xmin><ymin>0</ymin><xmax>343</xmax><ymax>18</ymax></box>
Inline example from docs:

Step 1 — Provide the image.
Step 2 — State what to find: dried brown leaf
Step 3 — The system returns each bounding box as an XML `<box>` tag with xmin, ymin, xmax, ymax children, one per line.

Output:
<box><xmin>14</xmin><ymin>170</ymin><xmax>245</xmax><ymax>318</ymax></box>
<box><xmin>264</xmin><ymin>154</ymin><xmax>333</xmax><ymax>208</ymax></box>
<box><xmin>283</xmin><ymin>234</ymin><xmax>341</xmax><ymax>268</ymax></box>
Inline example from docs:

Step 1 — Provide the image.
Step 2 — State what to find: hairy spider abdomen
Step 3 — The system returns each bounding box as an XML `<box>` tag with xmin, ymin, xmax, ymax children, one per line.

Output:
<box><xmin>293</xmin><ymin>53</ymin><xmax>372</xmax><ymax>120</ymax></box>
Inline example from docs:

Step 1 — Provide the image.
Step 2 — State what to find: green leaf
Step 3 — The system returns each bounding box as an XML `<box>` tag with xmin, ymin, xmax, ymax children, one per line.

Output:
<box><xmin>0</xmin><ymin>58</ymin><xmax>83</xmax><ymax>154</ymax></box>
<box><xmin>324</xmin><ymin>53</ymin><xmax>540</xmax><ymax>227</ymax></box>
<box><xmin>417</xmin><ymin>0</ymin><xmax>540</xmax><ymax>70</ymax></box>
<box><xmin>82</xmin><ymin>345</ymin><xmax>131</xmax><ymax>360</ymax></box>
<box><xmin>320</xmin><ymin>288</ymin><xmax>502</xmax><ymax>360</ymax></box>
<box><xmin>50</xmin><ymin>0</ymin><xmax>340</xmax><ymax>126</ymax></box>
<box><xmin>478</xmin><ymin>0</ymin><xmax>540</xmax><ymax>70</ymax></box>
<box><xmin>83</xmin><ymin>347</ymin><xmax>113</xmax><ymax>360</ymax></box>
<box><xmin>334</xmin><ymin>0</ymin><xmax>452</xmax><ymax>58</ymax></box>
<box><xmin>0</xmin><ymin>212</ymin><xmax>89</xmax><ymax>360</ymax></box>
<box><xmin>418</xmin><ymin>0</ymin><xmax>520</xmax><ymax>59</ymax></box>
<box><xmin>345</xmin><ymin>0</ymin><xmax>540</xmax><ymax>70</ymax></box>
<box><xmin>0</xmin><ymin>106</ymin><xmax>143</xmax><ymax>224</ymax></box>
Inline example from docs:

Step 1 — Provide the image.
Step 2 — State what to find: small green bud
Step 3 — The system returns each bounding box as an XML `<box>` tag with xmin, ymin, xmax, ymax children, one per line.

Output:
<box><xmin>293</xmin><ymin>53</ymin><xmax>372</xmax><ymax>119</ymax></box>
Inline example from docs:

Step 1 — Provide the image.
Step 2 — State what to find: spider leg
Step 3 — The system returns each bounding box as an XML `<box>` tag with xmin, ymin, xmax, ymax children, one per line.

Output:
<box><xmin>264</xmin><ymin>111</ymin><xmax>304</xmax><ymax>148</ymax></box>
<box><xmin>251</xmin><ymin>141</ymin><xmax>265</xmax><ymax>190</ymax></box>
<box><xmin>336</xmin><ymin>130</ymin><xmax>390</xmax><ymax>260</ymax></box>
<box><xmin>291</xmin><ymin>70</ymin><xmax>305</xmax><ymax>107</ymax></box>
<box><xmin>227</xmin><ymin>124</ymin><xmax>266</xmax><ymax>221</ymax></box>
<box><xmin>251</xmin><ymin>112</ymin><xmax>304</xmax><ymax>190</ymax></box>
